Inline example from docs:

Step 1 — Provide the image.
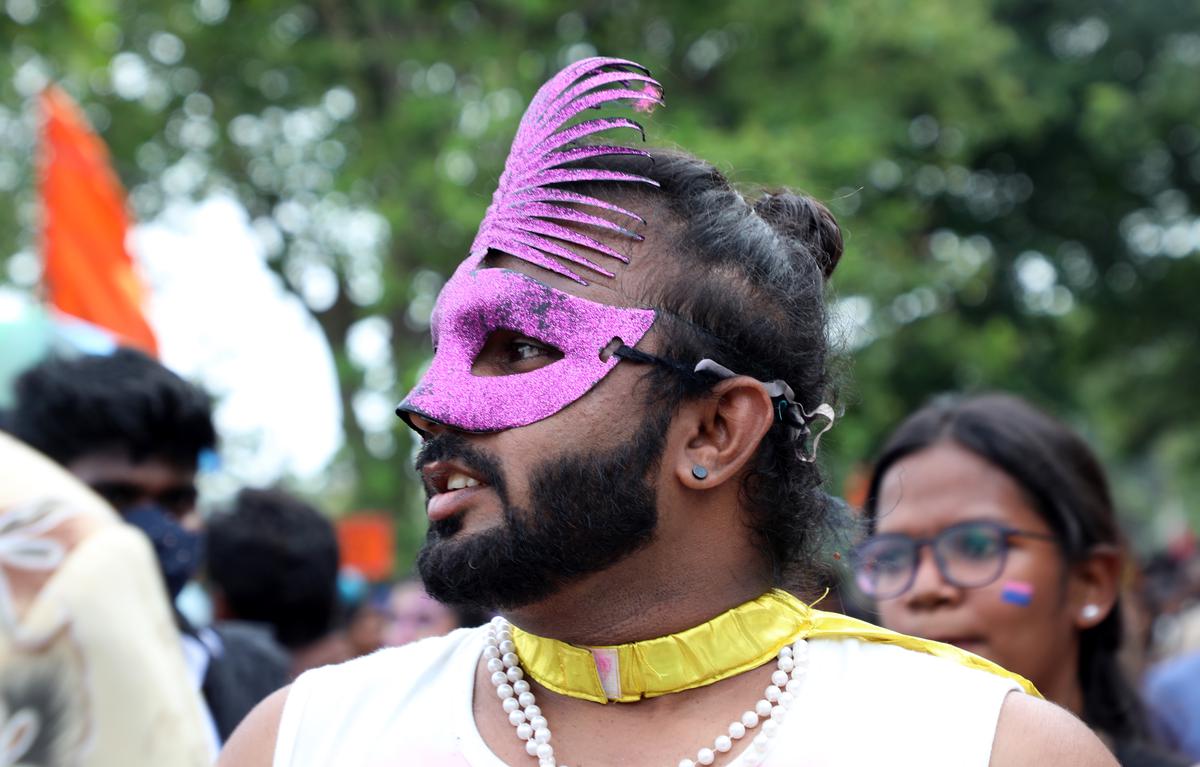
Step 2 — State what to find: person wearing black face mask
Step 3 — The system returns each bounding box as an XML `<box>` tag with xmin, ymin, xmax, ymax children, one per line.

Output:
<box><xmin>123</xmin><ymin>503</ymin><xmax>206</xmax><ymax>601</ymax></box>
<box><xmin>8</xmin><ymin>350</ymin><xmax>214</xmax><ymax>602</ymax></box>
<box><xmin>6</xmin><ymin>348</ymin><xmax>284</xmax><ymax>754</ymax></box>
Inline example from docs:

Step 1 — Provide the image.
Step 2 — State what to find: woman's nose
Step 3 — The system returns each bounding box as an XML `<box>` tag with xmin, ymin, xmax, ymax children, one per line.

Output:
<box><xmin>904</xmin><ymin>547</ymin><xmax>958</xmax><ymax>609</ymax></box>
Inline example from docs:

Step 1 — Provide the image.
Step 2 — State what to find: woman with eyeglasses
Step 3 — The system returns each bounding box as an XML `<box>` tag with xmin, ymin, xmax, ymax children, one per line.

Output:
<box><xmin>854</xmin><ymin>393</ymin><xmax>1192</xmax><ymax>767</ymax></box>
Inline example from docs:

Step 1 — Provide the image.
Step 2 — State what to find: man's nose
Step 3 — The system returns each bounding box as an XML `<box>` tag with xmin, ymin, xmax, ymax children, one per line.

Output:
<box><xmin>400</xmin><ymin>410</ymin><xmax>443</xmax><ymax>437</ymax></box>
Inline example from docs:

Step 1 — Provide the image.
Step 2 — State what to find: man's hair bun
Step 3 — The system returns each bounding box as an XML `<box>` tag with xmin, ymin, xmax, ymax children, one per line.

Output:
<box><xmin>753</xmin><ymin>192</ymin><xmax>844</xmax><ymax>280</ymax></box>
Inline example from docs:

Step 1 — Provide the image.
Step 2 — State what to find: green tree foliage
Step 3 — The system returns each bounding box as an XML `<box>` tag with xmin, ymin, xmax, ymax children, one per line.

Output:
<box><xmin>2</xmin><ymin>0</ymin><xmax>1196</xmax><ymax>563</ymax></box>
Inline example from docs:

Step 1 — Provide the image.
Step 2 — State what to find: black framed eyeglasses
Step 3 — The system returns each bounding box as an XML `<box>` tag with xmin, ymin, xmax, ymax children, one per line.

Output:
<box><xmin>851</xmin><ymin>520</ymin><xmax>1057</xmax><ymax>600</ymax></box>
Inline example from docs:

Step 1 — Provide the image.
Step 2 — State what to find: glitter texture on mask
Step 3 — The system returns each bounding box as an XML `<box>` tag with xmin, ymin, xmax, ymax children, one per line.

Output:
<box><xmin>398</xmin><ymin>265</ymin><xmax>655</xmax><ymax>432</ymax></box>
<box><xmin>469</xmin><ymin>56</ymin><xmax>663</xmax><ymax>285</ymax></box>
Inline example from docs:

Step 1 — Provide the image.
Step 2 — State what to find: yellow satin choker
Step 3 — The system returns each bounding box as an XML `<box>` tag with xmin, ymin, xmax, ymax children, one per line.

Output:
<box><xmin>509</xmin><ymin>588</ymin><xmax>1039</xmax><ymax>704</ymax></box>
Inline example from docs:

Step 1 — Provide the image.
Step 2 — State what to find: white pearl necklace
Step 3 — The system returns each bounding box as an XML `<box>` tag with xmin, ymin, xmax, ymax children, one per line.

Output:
<box><xmin>483</xmin><ymin>616</ymin><xmax>809</xmax><ymax>767</ymax></box>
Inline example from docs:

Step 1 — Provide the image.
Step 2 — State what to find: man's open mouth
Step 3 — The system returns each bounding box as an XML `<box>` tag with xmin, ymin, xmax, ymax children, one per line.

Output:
<box><xmin>421</xmin><ymin>460</ymin><xmax>490</xmax><ymax>496</ymax></box>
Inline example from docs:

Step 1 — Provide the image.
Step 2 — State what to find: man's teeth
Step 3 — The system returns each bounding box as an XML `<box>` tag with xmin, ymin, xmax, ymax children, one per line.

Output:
<box><xmin>445</xmin><ymin>473</ymin><xmax>481</xmax><ymax>491</ymax></box>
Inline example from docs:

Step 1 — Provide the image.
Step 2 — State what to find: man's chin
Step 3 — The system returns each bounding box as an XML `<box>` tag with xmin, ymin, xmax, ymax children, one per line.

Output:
<box><xmin>431</xmin><ymin>511</ymin><xmax>506</xmax><ymax>541</ymax></box>
<box><xmin>415</xmin><ymin>531</ymin><xmax>559</xmax><ymax>611</ymax></box>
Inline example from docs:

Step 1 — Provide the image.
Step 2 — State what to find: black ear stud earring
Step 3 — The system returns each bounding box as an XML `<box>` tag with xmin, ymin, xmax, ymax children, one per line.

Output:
<box><xmin>691</xmin><ymin>465</ymin><xmax>709</xmax><ymax>480</ymax></box>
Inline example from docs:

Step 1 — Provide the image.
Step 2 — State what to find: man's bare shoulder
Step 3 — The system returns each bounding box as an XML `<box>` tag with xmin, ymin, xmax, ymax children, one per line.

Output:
<box><xmin>217</xmin><ymin>685</ymin><xmax>290</xmax><ymax>767</ymax></box>
<box><xmin>990</xmin><ymin>692</ymin><xmax>1117</xmax><ymax>767</ymax></box>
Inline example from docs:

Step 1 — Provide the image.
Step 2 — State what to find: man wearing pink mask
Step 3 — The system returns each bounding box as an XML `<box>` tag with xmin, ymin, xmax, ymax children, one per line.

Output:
<box><xmin>222</xmin><ymin>57</ymin><xmax>1117</xmax><ymax>767</ymax></box>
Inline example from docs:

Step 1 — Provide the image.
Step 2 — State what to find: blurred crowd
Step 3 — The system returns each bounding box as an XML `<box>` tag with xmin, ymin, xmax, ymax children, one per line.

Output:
<box><xmin>0</xmin><ymin>348</ymin><xmax>488</xmax><ymax>765</ymax></box>
<box><xmin>1</xmin><ymin>346</ymin><xmax>1197</xmax><ymax>765</ymax></box>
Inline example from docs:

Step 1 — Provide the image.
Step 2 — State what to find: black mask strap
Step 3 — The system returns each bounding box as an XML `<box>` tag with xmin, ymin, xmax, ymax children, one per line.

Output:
<box><xmin>613</xmin><ymin>346</ymin><xmax>836</xmax><ymax>461</ymax></box>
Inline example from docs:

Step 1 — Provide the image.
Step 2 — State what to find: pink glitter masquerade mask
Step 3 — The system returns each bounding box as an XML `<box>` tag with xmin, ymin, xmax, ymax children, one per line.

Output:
<box><xmin>397</xmin><ymin>57</ymin><xmax>665</xmax><ymax>433</ymax></box>
<box><xmin>397</xmin><ymin>57</ymin><xmax>836</xmax><ymax>453</ymax></box>
<box><xmin>400</xmin><ymin>265</ymin><xmax>656</xmax><ymax>432</ymax></box>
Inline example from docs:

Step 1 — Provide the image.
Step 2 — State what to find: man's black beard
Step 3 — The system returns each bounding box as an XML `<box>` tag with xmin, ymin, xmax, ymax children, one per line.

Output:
<box><xmin>415</xmin><ymin>416</ymin><xmax>666</xmax><ymax>611</ymax></box>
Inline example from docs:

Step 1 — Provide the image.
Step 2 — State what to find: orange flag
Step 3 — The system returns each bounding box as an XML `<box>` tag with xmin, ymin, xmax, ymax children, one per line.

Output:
<box><xmin>336</xmin><ymin>513</ymin><xmax>396</xmax><ymax>582</ymax></box>
<box><xmin>39</xmin><ymin>85</ymin><xmax>158</xmax><ymax>356</ymax></box>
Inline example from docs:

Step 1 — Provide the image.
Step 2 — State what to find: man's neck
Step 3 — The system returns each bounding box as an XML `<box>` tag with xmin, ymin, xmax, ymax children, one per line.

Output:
<box><xmin>500</xmin><ymin>541</ymin><xmax>771</xmax><ymax>645</ymax></box>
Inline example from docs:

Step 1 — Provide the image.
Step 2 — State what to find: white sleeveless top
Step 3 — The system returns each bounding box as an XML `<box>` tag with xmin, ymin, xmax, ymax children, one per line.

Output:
<box><xmin>275</xmin><ymin>625</ymin><xmax>1019</xmax><ymax>767</ymax></box>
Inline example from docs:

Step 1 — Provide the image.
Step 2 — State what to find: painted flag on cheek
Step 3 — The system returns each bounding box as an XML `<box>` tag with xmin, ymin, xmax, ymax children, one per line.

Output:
<box><xmin>38</xmin><ymin>85</ymin><xmax>158</xmax><ymax>356</ymax></box>
<box><xmin>1001</xmin><ymin>580</ymin><xmax>1034</xmax><ymax>607</ymax></box>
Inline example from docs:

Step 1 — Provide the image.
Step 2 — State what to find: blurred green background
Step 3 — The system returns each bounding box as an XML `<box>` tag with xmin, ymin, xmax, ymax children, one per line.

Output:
<box><xmin>2</xmin><ymin>0</ymin><xmax>1198</xmax><ymax>570</ymax></box>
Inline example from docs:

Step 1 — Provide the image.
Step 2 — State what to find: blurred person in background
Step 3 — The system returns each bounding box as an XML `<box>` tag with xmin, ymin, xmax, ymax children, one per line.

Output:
<box><xmin>6</xmin><ymin>347</ymin><xmax>242</xmax><ymax>754</ymax></box>
<box><xmin>1143</xmin><ymin>647</ymin><xmax>1200</xmax><ymax>761</ymax></box>
<box><xmin>856</xmin><ymin>393</ymin><xmax>1191</xmax><ymax>767</ymax></box>
<box><xmin>0</xmin><ymin>431</ymin><xmax>210</xmax><ymax>766</ymax></box>
<box><xmin>382</xmin><ymin>578</ymin><xmax>490</xmax><ymax>647</ymax></box>
<box><xmin>206</xmin><ymin>487</ymin><xmax>345</xmax><ymax>679</ymax></box>
<box><xmin>334</xmin><ymin>567</ymin><xmax>387</xmax><ymax>659</ymax></box>
<box><xmin>1145</xmin><ymin>547</ymin><xmax>1200</xmax><ymax>658</ymax></box>
<box><xmin>1139</xmin><ymin>548</ymin><xmax>1200</xmax><ymax>761</ymax></box>
<box><xmin>8</xmin><ymin>348</ymin><xmax>214</xmax><ymax>602</ymax></box>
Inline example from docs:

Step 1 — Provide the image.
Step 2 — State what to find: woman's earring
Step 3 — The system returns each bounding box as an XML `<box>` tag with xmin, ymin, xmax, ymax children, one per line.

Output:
<box><xmin>1081</xmin><ymin>604</ymin><xmax>1102</xmax><ymax>621</ymax></box>
<box><xmin>691</xmin><ymin>465</ymin><xmax>709</xmax><ymax>481</ymax></box>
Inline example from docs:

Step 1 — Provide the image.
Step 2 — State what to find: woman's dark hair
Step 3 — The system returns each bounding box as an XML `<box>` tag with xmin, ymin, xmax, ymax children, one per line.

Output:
<box><xmin>568</xmin><ymin>148</ymin><xmax>845</xmax><ymax>590</ymax></box>
<box><xmin>862</xmin><ymin>393</ymin><xmax>1145</xmax><ymax>740</ymax></box>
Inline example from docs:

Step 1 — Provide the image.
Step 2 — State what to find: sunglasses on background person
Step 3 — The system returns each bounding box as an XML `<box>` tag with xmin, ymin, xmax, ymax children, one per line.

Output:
<box><xmin>852</xmin><ymin>519</ymin><xmax>1058</xmax><ymax>600</ymax></box>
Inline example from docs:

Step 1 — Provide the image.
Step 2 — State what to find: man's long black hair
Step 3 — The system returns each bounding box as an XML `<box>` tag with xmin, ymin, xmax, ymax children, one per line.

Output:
<box><xmin>569</xmin><ymin>148</ymin><xmax>847</xmax><ymax>590</ymax></box>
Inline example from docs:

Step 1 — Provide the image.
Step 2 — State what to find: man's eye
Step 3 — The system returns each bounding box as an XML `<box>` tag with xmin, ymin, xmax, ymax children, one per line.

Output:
<box><xmin>511</xmin><ymin>340</ymin><xmax>550</xmax><ymax>362</ymax></box>
<box><xmin>471</xmin><ymin>330</ymin><xmax>563</xmax><ymax>376</ymax></box>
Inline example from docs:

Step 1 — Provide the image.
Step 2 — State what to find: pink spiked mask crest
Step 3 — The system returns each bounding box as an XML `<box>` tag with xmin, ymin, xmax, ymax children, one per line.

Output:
<box><xmin>397</xmin><ymin>57</ymin><xmax>665</xmax><ymax>433</ymax></box>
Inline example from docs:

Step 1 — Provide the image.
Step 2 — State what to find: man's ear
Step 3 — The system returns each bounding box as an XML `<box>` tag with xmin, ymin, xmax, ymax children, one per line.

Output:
<box><xmin>671</xmin><ymin>377</ymin><xmax>775</xmax><ymax>490</ymax></box>
<box><xmin>1068</xmin><ymin>545</ymin><xmax>1122</xmax><ymax>629</ymax></box>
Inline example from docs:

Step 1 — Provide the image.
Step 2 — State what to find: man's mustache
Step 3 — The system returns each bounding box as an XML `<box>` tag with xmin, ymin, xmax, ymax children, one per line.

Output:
<box><xmin>414</xmin><ymin>432</ymin><xmax>507</xmax><ymax>499</ymax></box>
